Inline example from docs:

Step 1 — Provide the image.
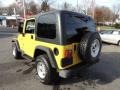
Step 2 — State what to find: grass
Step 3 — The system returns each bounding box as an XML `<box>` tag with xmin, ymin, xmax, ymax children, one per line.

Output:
<box><xmin>97</xmin><ymin>26</ymin><xmax>115</xmax><ymax>30</ymax></box>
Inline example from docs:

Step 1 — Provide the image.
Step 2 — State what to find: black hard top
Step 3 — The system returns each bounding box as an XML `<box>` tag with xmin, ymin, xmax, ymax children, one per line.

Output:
<box><xmin>27</xmin><ymin>10</ymin><xmax>90</xmax><ymax>20</ymax></box>
<box><xmin>36</xmin><ymin>10</ymin><xmax>89</xmax><ymax>18</ymax></box>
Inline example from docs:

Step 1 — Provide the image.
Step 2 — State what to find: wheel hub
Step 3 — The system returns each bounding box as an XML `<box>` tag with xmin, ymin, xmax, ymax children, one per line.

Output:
<box><xmin>37</xmin><ymin>61</ymin><xmax>47</xmax><ymax>79</ymax></box>
<box><xmin>91</xmin><ymin>39</ymin><xmax>100</xmax><ymax>58</ymax></box>
<box><xmin>13</xmin><ymin>46</ymin><xmax>16</xmax><ymax>57</ymax></box>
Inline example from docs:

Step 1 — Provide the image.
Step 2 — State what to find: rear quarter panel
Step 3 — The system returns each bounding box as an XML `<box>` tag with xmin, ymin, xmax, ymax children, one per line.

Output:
<box><xmin>33</xmin><ymin>41</ymin><xmax>82</xmax><ymax>69</ymax></box>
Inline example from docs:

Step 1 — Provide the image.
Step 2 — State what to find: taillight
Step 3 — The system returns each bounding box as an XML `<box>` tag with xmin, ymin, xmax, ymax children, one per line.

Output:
<box><xmin>64</xmin><ymin>50</ymin><xmax>72</xmax><ymax>58</ymax></box>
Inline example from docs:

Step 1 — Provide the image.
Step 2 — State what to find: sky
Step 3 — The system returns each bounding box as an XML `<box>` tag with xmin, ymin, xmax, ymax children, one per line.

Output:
<box><xmin>0</xmin><ymin>0</ymin><xmax>120</xmax><ymax>9</ymax></box>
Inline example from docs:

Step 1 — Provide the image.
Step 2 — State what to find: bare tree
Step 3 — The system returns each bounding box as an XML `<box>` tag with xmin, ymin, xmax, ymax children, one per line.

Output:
<box><xmin>94</xmin><ymin>7</ymin><xmax>103</xmax><ymax>23</ymax></box>
<box><xmin>0</xmin><ymin>1</ymin><xmax>3</xmax><ymax>15</ymax></box>
<box><xmin>27</xmin><ymin>1</ymin><xmax>38</xmax><ymax>15</ymax></box>
<box><xmin>90</xmin><ymin>0</ymin><xmax>95</xmax><ymax>18</ymax></box>
<box><xmin>94</xmin><ymin>6</ymin><xmax>114</xmax><ymax>23</ymax></box>
<box><xmin>112</xmin><ymin>4</ymin><xmax>120</xmax><ymax>23</ymax></box>
<box><xmin>41</xmin><ymin>0</ymin><xmax>50</xmax><ymax>12</ymax></box>
<box><xmin>7</xmin><ymin>3</ymin><xmax>18</xmax><ymax>15</ymax></box>
<box><xmin>62</xmin><ymin>2</ymin><xmax>75</xmax><ymax>11</ymax></box>
<box><xmin>0</xmin><ymin>1</ymin><xmax>3</xmax><ymax>7</ymax></box>
<box><xmin>81</xmin><ymin>0</ymin><xmax>92</xmax><ymax>15</ymax></box>
<box><xmin>102</xmin><ymin>7</ymin><xmax>114</xmax><ymax>21</ymax></box>
<box><xmin>40</xmin><ymin>0</ymin><xmax>56</xmax><ymax>12</ymax></box>
<box><xmin>62</xmin><ymin>2</ymin><xmax>70</xmax><ymax>10</ymax></box>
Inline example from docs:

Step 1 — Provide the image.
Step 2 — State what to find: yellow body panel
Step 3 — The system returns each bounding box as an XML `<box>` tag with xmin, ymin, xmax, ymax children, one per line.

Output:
<box><xmin>17</xmin><ymin>18</ymin><xmax>82</xmax><ymax>70</ymax></box>
<box><xmin>18</xmin><ymin>33</ymin><xmax>82</xmax><ymax>69</ymax></box>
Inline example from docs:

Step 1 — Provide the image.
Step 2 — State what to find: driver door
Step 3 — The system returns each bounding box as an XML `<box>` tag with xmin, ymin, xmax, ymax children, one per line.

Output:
<box><xmin>22</xmin><ymin>19</ymin><xmax>35</xmax><ymax>57</ymax></box>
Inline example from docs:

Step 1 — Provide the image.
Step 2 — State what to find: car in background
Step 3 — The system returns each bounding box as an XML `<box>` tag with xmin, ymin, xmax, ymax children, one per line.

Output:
<box><xmin>99</xmin><ymin>30</ymin><xmax>120</xmax><ymax>46</ymax></box>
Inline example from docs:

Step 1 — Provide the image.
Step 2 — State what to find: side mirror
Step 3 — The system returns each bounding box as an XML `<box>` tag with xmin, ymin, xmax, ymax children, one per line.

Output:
<box><xmin>18</xmin><ymin>22</ymin><xmax>23</xmax><ymax>33</ymax></box>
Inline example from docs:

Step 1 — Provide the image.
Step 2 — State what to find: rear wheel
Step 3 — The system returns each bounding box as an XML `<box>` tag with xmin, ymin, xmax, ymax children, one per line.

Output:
<box><xmin>36</xmin><ymin>54</ymin><xmax>59</xmax><ymax>84</ymax></box>
<box><xmin>12</xmin><ymin>43</ymin><xmax>22</xmax><ymax>59</ymax></box>
<box><xmin>78</xmin><ymin>32</ymin><xmax>102</xmax><ymax>63</ymax></box>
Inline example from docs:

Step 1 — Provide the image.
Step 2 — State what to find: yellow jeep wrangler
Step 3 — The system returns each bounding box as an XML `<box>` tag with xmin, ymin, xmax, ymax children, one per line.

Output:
<box><xmin>12</xmin><ymin>10</ymin><xmax>102</xmax><ymax>84</ymax></box>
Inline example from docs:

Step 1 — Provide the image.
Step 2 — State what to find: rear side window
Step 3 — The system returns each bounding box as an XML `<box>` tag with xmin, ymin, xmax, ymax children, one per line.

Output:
<box><xmin>37</xmin><ymin>14</ymin><xmax>56</xmax><ymax>39</ymax></box>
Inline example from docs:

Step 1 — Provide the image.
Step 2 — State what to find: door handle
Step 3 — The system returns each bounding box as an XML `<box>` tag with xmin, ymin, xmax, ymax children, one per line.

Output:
<box><xmin>31</xmin><ymin>35</ymin><xmax>33</xmax><ymax>39</ymax></box>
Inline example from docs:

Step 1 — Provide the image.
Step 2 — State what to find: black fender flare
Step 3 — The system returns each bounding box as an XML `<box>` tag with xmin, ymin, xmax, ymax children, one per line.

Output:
<box><xmin>35</xmin><ymin>46</ymin><xmax>57</xmax><ymax>69</ymax></box>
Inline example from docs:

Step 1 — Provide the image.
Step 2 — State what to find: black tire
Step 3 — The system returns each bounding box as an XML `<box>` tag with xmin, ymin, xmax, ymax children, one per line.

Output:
<box><xmin>35</xmin><ymin>54</ymin><xmax>59</xmax><ymax>84</ymax></box>
<box><xmin>12</xmin><ymin>43</ymin><xmax>22</xmax><ymax>59</ymax></box>
<box><xmin>117</xmin><ymin>40</ymin><xmax>120</xmax><ymax>46</ymax></box>
<box><xmin>78</xmin><ymin>32</ymin><xmax>102</xmax><ymax>63</ymax></box>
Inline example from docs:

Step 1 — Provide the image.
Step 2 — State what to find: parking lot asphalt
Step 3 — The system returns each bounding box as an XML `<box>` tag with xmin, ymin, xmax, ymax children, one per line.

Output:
<box><xmin>0</xmin><ymin>28</ymin><xmax>120</xmax><ymax>90</ymax></box>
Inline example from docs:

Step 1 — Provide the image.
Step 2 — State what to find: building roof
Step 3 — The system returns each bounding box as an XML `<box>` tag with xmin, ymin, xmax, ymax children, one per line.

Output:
<box><xmin>0</xmin><ymin>15</ymin><xmax>23</xmax><ymax>20</ymax></box>
<box><xmin>6</xmin><ymin>16</ymin><xmax>23</xmax><ymax>20</ymax></box>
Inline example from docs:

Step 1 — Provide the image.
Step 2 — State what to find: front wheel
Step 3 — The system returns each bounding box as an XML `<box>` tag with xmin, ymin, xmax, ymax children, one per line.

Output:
<box><xmin>12</xmin><ymin>43</ymin><xmax>22</xmax><ymax>59</ymax></box>
<box><xmin>117</xmin><ymin>41</ymin><xmax>120</xmax><ymax>46</ymax></box>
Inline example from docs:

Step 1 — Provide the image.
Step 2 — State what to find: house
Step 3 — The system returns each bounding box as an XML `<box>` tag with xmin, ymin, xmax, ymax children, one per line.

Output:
<box><xmin>0</xmin><ymin>15</ymin><xmax>23</xmax><ymax>27</ymax></box>
<box><xmin>0</xmin><ymin>15</ymin><xmax>7</xmax><ymax>26</ymax></box>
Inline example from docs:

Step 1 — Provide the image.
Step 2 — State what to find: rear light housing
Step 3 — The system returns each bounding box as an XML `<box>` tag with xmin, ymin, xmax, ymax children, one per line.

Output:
<box><xmin>61</xmin><ymin>50</ymin><xmax>73</xmax><ymax>67</ymax></box>
<box><xmin>64</xmin><ymin>50</ymin><xmax>72</xmax><ymax>58</ymax></box>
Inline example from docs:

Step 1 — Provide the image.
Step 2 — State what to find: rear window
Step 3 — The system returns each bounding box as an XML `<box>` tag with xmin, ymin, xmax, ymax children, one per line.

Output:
<box><xmin>63</xmin><ymin>13</ymin><xmax>96</xmax><ymax>38</ymax></box>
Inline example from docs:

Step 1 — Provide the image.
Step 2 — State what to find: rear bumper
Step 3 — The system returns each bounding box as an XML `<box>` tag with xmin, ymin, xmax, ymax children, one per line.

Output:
<box><xmin>59</xmin><ymin>62</ymin><xmax>95</xmax><ymax>78</ymax></box>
